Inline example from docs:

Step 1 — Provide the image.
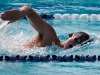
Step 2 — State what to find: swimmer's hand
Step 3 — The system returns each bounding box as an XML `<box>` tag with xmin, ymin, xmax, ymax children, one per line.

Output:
<box><xmin>0</xmin><ymin>9</ymin><xmax>26</xmax><ymax>24</ymax></box>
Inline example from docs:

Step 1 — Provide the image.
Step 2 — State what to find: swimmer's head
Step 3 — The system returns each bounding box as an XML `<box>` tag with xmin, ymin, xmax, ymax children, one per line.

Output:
<box><xmin>63</xmin><ymin>32</ymin><xmax>91</xmax><ymax>49</ymax></box>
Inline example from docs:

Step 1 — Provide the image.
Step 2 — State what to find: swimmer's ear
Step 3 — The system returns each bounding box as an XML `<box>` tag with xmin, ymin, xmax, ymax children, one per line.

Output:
<box><xmin>68</xmin><ymin>33</ymin><xmax>73</xmax><ymax>38</ymax></box>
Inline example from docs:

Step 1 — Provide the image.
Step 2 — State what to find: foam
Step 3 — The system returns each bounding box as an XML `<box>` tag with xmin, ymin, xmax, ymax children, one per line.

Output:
<box><xmin>0</xmin><ymin>21</ymin><xmax>8</xmax><ymax>29</ymax></box>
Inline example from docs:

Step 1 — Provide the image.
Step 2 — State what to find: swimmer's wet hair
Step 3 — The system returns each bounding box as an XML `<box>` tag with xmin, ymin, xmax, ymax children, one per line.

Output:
<box><xmin>69</xmin><ymin>32</ymin><xmax>92</xmax><ymax>45</ymax></box>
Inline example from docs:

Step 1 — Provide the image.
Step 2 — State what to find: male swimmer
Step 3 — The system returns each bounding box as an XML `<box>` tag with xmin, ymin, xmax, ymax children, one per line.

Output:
<box><xmin>0</xmin><ymin>5</ymin><xmax>90</xmax><ymax>49</ymax></box>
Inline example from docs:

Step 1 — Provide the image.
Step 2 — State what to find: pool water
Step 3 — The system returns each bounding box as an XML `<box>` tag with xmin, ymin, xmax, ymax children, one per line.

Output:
<box><xmin>0</xmin><ymin>0</ymin><xmax>100</xmax><ymax>75</ymax></box>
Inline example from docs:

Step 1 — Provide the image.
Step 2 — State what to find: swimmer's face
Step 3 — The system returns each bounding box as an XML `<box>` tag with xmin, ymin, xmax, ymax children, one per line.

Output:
<box><xmin>63</xmin><ymin>32</ymin><xmax>90</xmax><ymax>49</ymax></box>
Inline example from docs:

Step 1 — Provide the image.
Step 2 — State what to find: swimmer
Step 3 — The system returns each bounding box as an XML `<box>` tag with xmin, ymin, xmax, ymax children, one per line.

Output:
<box><xmin>0</xmin><ymin>5</ymin><xmax>91</xmax><ymax>49</ymax></box>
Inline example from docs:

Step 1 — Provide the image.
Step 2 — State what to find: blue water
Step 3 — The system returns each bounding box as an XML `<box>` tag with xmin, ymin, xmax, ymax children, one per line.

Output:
<box><xmin>0</xmin><ymin>0</ymin><xmax>100</xmax><ymax>75</ymax></box>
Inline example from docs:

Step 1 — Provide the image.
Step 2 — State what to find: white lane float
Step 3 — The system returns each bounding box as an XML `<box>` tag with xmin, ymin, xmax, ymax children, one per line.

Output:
<box><xmin>90</xmin><ymin>14</ymin><xmax>98</xmax><ymax>21</ymax></box>
<box><xmin>62</xmin><ymin>14</ymin><xmax>70</xmax><ymax>20</ymax></box>
<box><xmin>71</xmin><ymin>14</ymin><xmax>80</xmax><ymax>20</ymax></box>
<box><xmin>79</xmin><ymin>14</ymin><xmax>89</xmax><ymax>21</ymax></box>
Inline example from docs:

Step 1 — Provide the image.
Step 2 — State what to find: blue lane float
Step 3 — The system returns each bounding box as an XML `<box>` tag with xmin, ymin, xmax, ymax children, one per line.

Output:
<box><xmin>75</xmin><ymin>55</ymin><xmax>85</xmax><ymax>62</ymax></box>
<box><xmin>28</xmin><ymin>55</ymin><xmax>40</xmax><ymax>62</ymax></box>
<box><xmin>52</xmin><ymin>55</ymin><xmax>63</xmax><ymax>62</ymax></box>
<box><xmin>23</xmin><ymin>14</ymin><xmax>100</xmax><ymax>21</ymax></box>
<box><xmin>85</xmin><ymin>55</ymin><xmax>96</xmax><ymax>62</ymax></box>
<box><xmin>63</xmin><ymin>55</ymin><xmax>73</xmax><ymax>62</ymax></box>
<box><xmin>5</xmin><ymin>55</ymin><xmax>16</xmax><ymax>62</ymax></box>
<box><xmin>40</xmin><ymin>55</ymin><xmax>50</xmax><ymax>62</ymax></box>
<box><xmin>0</xmin><ymin>55</ymin><xmax>100</xmax><ymax>62</ymax></box>
<box><xmin>40</xmin><ymin>14</ymin><xmax>54</xmax><ymax>19</ymax></box>
<box><xmin>98</xmin><ymin>55</ymin><xmax>100</xmax><ymax>61</ymax></box>
<box><xmin>0</xmin><ymin>56</ymin><xmax>3</xmax><ymax>61</ymax></box>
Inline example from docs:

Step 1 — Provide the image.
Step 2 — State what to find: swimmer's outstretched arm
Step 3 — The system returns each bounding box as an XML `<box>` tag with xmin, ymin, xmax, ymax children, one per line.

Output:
<box><xmin>0</xmin><ymin>5</ymin><xmax>55</xmax><ymax>35</ymax></box>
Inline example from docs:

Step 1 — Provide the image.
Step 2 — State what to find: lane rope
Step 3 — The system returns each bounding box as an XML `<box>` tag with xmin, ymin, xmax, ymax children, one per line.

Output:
<box><xmin>24</xmin><ymin>14</ymin><xmax>100</xmax><ymax>21</ymax></box>
<box><xmin>0</xmin><ymin>55</ymin><xmax>100</xmax><ymax>62</ymax></box>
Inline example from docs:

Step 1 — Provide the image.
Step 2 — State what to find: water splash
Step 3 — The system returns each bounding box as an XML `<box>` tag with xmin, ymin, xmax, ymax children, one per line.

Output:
<box><xmin>0</xmin><ymin>20</ymin><xmax>62</xmax><ymax>55</ymax></box>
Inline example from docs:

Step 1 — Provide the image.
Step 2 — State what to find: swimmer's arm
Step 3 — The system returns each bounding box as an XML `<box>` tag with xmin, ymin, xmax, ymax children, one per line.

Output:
<box><xmin>20</xmin><ymin>5</ymin><xmax>54</xmax><ymax>35</ymax></box>
<box><xmin>20</xmin><ymin>5</ymin><xmax>58</xmax><ymax>47</ymax></box>
<box><xmin>0</xmin><ymin>5</ymin><xmax>55</xmax><ymax>36</ymax></box>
